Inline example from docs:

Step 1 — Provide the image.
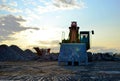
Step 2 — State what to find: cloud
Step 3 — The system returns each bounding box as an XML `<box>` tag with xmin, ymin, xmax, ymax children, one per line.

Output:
<box><xmin>38</xmin><ymin>40</ymin><xmax>60</xmax><ymax>46</ymax></box>
<box><xmin>23</xmin><ymin>0</ymin><xmax>85</xmax><ymax>15</ymax></box>
<box><xmin>38</xmin><ymin>0</ymin><xmax>85</xmax><ymax>13</ymax></box>
<box><xmin>0</xmin><ymin>15</ymin><xmax>39</xmax><ymax>41</ymax></box>
<box><xmin>9</xmin><ymin>1</ymin><xmax>18</xmax><ymax>7</ymax></box>
<box><xmin>21</xmin><ymin>0</ymin><xmax>38</xmax><ymax>6</ymax></box>
<box><xmin>36</xmin><ymin>40</ymin><xmax>60</xmax><ymax>52</ymax></box>
<box><xmin>1</xmin><ymin>0</ymin><xmax>7</xmax><ymax>3</ymax></box>
<box><xmin>0</xmin><ymin>0</ymin><xmax>86</xmax><ymax>15</ymax></box>
<box><xmin>0</xmin><ymin>4</ymin><xmax>21</xmax><ymax>13</ymax></box>
<box><xmin>52</xmin><ymin>0</ymin><xmax>85</xmax><ymax>9</ymax></box>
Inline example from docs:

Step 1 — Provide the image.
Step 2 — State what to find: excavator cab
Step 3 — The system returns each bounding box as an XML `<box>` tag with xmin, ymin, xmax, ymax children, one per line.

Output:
<box><xmin>80</xmin><ymin>31</ymin><xmax>90</xmax><ymax>50</ymax></box>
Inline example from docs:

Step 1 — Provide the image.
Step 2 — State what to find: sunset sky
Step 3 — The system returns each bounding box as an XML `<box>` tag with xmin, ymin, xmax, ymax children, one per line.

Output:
<box><xmin>0</xmin><ymin>0</ymin><xmax>120</xmax><ymax>53</ymax></box>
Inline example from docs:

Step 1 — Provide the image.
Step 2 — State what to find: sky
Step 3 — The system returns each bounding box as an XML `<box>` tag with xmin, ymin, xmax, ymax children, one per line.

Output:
<box><xmin>0</xmin><ymin>0</ymin><xmax>120</xmax><ymax>53</ymax></box>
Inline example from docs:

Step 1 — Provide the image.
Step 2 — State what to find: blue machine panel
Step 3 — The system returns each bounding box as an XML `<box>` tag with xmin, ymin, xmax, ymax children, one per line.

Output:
<box><xmin>58</xmin><ymin>43</ymin><xmax>88</xmax><ymax>65</ymax></box>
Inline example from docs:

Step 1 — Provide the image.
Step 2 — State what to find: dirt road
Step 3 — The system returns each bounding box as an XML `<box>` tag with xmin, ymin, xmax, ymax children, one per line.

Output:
<box><xmin>0</xmin><ymin>61</ymin><xmax>120</xmax><ymax>81</ymax></box>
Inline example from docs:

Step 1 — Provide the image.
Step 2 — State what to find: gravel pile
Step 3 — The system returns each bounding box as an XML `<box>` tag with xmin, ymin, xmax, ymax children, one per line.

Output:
<box><xmin>0</xmin><ymin>44</ymin><xmax>37</xmax><ymax>61</ymax></box>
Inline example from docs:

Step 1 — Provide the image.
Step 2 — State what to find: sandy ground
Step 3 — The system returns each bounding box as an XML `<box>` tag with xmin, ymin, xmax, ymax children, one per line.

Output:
<box><xmin>0</xmin><ymin>61</ymin><xmax>120</xmax><ymax>81</ymax></box>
